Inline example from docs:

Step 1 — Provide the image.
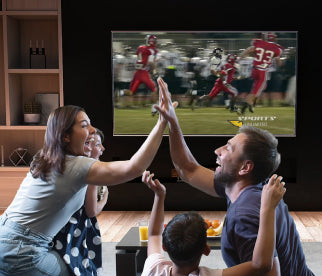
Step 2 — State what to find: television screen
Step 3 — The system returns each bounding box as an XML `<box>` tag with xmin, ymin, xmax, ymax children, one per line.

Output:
<box><xmin>112</xmin><ymin>31</ymin><xmax>297</xmax><ymax>136</ymax></box>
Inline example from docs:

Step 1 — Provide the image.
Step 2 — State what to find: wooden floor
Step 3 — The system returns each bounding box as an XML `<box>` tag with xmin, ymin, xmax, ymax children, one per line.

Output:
<box><xmin>96</xmin><ymin>211</ymin><xmax>322</xmax><ymax>243</ymax></box>
<box><xmin>1</xmin><ymin>210</ymin><xmax>321</xmax><ymax>242</ymax></box>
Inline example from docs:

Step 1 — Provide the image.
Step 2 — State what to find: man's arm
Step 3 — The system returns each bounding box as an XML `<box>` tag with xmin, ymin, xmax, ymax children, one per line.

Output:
<box><xmin>169</xmin><ymin>117</ymin><xmax>218</xmax><ymax>197</ymax></box>
<box><xmin>155</xmin><ymin>77</ymin><xmax>219</xmax><ymax>197</ymax></box>
<box><xmin>142</xmin><ymin>171</ymin><xmax>166</xmax><ymax>256</ymax></box>
<box><xmin>86</xmin><ymin>119</ymin><xmax>166</xmax><ymax>186</ymax></box>
<box><xmin>274</xmin><ymin>56</ymin><xmax>283</xmax><ymax>67</ymax></box>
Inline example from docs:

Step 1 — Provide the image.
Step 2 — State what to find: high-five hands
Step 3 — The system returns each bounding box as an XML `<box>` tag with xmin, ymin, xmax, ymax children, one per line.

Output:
<box><xmin>154</xmin><ymin>77</ymin><xmax>178</xmax><ymax>124</ymax></box>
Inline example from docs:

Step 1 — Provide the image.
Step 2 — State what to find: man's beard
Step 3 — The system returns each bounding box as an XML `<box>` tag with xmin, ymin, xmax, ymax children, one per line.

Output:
<box><xmin>214</xmin><ymin>167</ymin><xmax>239</xmax><ymax>188</ymax></box>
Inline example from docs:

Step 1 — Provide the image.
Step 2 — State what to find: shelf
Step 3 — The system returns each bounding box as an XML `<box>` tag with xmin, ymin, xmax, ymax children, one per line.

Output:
<box><xmin>6</xmin><ymin>14</ymin><xmax>59</xmax><ymax>69</ymax></box>
<box><xmin>8</xmin><ymin>68</ymin><xmax>59</xmax><ymax>73</ymax></box>
<box><xmin>0</xmin><ymin>166</ymin><xmax>30</xmax><ymax>172</ymax></box>
<box><xmin>0</xmin><ymin>14</ymin><xmax>4</xmax><ymax>125</ymax></box>
<box><xmin>0</xmin><ymin>165</ymin><xmax>30</xmax><ymax>210</ymax></box>
<box><xmin>0</xmin><ymin>0</ymin><xmax>61</xmax><ymax>210</ymax></box>
<box><xmin>0</xmin><ymin>125</ymin><xmax>46</xmax><ymax>130</ymax></box>
<box><xmin>0</xmin><ymin>128</ymin><xmax>45</xmax><ymax>166</ymax></box>
<box><xmin>4</xmin><ymin>0</ymin><xmax>59</xmax><ymax>12</ymax></box>
<box><xmin>4</xmin><ymin>11</ymin><xmax>58</xmax><ymax>17</ymax></box>
<box><xmin>8</xmin><ymin>73</ymin><xmax>60</xmax><ymax>125</ymax></box>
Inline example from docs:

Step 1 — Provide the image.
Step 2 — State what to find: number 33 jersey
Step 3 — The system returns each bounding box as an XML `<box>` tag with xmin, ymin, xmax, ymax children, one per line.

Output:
<box><xmin>252</xmin><ymin>39</ymin><xmax>283</xmax><ymax>71</ymax></box>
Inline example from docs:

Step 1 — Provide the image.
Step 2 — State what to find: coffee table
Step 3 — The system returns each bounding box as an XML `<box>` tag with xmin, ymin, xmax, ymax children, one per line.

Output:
<box><xmin>115</xmin><ymin>227</ymin><xmax>221</xmax><ymax>276</ymax></box>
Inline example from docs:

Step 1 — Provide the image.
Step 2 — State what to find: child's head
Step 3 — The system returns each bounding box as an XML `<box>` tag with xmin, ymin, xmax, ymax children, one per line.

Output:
<box><xmin>162</xmin><ymin>212</ymin><xmax>208</xmax><ymax>266</ymax></box>
<box><xmin>90</xmin><ymin>128</ymin><xmax>105</xmax><ymax>160</ymax></box>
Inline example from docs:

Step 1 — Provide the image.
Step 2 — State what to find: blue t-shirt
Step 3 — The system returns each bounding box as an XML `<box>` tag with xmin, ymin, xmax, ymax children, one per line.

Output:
<box><xmin>215</xmin><ymin>181</ymin><xmax>315</xmax><ymax>276</ymax></box>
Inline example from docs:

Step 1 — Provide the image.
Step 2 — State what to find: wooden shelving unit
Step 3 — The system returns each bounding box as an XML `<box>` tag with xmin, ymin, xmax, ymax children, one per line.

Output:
<box><xmin>0</xmin><ymin>0</ymin><xmax>63</xmax><ymax>209</ymax></box>
<box><xmin>0</xmin><ymin>166</ymin><xmax>29</xmax><ymax>209</ymax></box>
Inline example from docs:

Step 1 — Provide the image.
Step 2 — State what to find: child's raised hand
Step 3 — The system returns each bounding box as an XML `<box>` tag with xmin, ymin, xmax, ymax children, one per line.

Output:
<box><xmin>142</xmin><ymin>170</ymin><xmax>166</xmax><ymax>197</ymax></box>
<box><xmin>261</xmin><ymin>174</ymin><xmax>286</xmax><ymax>211</ymax></box>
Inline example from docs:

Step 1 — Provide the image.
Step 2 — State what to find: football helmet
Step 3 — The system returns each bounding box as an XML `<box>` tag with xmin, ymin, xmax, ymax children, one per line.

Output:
<box><xmin>212</xmin><ymin>47</ymin><xmax>223</xmax><ymax>58</ymax></box>
<box><xmin>262</xmin><ymin>32</ymin><xmax>277</xmax><ymax>42</ymax></box>
<box><xmin>146</xmin><ymin>35</ymin><xmax>157</xmax><ymax>47</ymax></box>
<box><xmin>227</xmin><ymin>54</ymin><xmax>237</xmax><ymax>64</ymax></box>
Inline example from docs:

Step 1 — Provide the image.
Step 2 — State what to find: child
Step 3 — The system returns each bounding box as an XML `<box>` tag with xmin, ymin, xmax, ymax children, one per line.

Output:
<box><xmin>53</xmin><ymin>128</ymin><xmax>107</xmax><ymax>275</ymax></box>
<box><xmin>141</xmin><ymin>171</ymin><xmax>286</xmax><ymax>276</ymax></box>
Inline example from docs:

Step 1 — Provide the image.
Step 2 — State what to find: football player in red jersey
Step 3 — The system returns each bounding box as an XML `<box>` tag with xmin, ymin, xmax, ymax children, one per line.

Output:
<box><xmin>124</xmin><ymin>35</ymin><xmax>158</xmax><ymax>96</ymax></box>
<box><xmin>240</xmin><ymin>32</ymin><xmax>284</xmax><ymax>114</ymax></box>
<box><xmin>124</xmin><ymin>35</ymin><xmax>159</xmax><ymax>114</ymax></box>
<box><xmin>199</xmin><ymin>53</ymin><xmax>239</xmax><ymax>112</ymax></box>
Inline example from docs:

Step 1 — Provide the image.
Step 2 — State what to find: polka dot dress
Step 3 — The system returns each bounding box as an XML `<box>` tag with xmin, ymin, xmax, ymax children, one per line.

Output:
<box><xmin>53</xmin><ymin>206</ymin><xmax>103</xmax><ymax>276</ymax></box>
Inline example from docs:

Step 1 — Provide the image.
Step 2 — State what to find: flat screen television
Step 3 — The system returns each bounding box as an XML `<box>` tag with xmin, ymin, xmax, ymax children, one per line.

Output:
<box><xmin>112</xmin><ymin>31</ymin><xmax>297</xmax><ymax>136</ymax></box>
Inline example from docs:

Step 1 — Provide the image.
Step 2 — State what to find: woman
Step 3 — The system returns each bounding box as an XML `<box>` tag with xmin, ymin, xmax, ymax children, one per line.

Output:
<box><xmin>0</xmin><ymin>94</ymin><xmax>169</xmax><ymax>275</ymax></box>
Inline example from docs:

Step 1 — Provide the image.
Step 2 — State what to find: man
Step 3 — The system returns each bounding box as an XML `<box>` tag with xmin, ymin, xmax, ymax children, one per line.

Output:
<box><xmin>199</xmin><ymin>53</ymin><xmax>239</xmax><ymax>111</ymax></box>
<box><xmin>124</xmin><ymin>35</ymin><xmax>159</xmax><ymax>113</ymax></box>
<box><xmin>141</xmin><ymin>170</ymin><xmax>286</xmax><ymax>276</ymax></box>
<box><xmin>113</xmin><ymin>47</ymin><xmax>136</xmax><ymax>107</ymax></box>
<box><xmin>209</xmin><ymin>47</ymin><xmax>225</xmax><ymax>74</ymax></box>
<box><xmin>240</xmin><ymin>32</ymin><xmax>283</xmax><ymax>114</ymax></box>
<box><xmin>154</xmin><ymin>77</ymin><xmax>314</xmax><ymax>276</ymax></box>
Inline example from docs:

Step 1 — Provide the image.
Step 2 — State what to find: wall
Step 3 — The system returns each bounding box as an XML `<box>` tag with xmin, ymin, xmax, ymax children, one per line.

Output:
<box><xmin>61</xmin><ymin>1</ymin><xmax>322</xmax><ymax>211</ymax></box>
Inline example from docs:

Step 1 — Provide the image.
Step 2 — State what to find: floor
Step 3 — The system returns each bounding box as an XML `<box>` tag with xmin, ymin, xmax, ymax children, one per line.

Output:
<box><xmin>1</xmin><ymin>210</ymin><xmax>321</xmax><ymax>242</ymax></box>
<box><xmin>96</xmin><ymin>211</ymin><xmax>322</xmax><ymax>242</ymax></box>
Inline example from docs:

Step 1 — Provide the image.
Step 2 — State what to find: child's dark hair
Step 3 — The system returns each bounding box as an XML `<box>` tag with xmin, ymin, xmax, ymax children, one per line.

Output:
<box><xmin>95</xmin><ymin>128</ymin><xmax>104</xmax><ymax>143</ymax></box>
<box><xmin>162</xmin><ymin>212</ymin><xmax>207</xmax><ymax>266</ymax></box>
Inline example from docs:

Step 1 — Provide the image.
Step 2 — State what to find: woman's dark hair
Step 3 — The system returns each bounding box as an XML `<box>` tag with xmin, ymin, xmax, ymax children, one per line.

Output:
<box><xmin>30</xmin><ymin>105</ymin><xmax>85</xmax><ymax>181</ymax></box>
<box><xmin>239</xmin><ymin>125</ymin><xmax>281</xmax><ymax>184</ymax></box>
<box><xmin>162</xmin><ymin>212</ymin><xmax>207</xmax><ymax>266</ymax></box>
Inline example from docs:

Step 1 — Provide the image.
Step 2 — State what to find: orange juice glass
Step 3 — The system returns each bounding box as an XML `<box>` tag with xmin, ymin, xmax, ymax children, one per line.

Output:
<box><xmin>138</xmin><ymin>220</ymin><xmax>148</xmax><ymax>242</ymax></box>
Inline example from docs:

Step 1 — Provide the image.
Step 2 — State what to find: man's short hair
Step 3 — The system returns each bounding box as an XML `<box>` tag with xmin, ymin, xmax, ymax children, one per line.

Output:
<box><xmin>162</xmin><ymin>212</ymin><xmax>207</xmax><ymax>266</ymax></box>
<box><xmin>239</xmin><ymin>125</ymin><xmax>281</xmax><ymax>184</ymax></box>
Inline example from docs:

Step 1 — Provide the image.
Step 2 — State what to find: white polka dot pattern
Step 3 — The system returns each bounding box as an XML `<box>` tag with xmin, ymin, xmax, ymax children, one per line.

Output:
<box><xmin>71</xmin><ymin>247</ymin><xmax>79</xmax><ymax>257</ymax></box>
<box><xmin>73</xmin><ymin>228</ymin><xmax>81</xmax><ymax>237</ymax></box>
<box><xmin>53</xmin><ymin>206</ymin><xmax>103</xmax><ymax>275</ymax></box>
<box><xmin>92</xmin><ymin>236</ymin><xmax>101</xmax><ymax>245</ymax></box>
<box><xmin>63</xmin><ymin>254</ymin><xmax>70</xmax><ymax>264</ymax></box>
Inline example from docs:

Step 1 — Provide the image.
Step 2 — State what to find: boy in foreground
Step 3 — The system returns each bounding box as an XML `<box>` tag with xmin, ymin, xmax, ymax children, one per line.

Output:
<box><xmin>141</xmin><ymin>171</ymin><xmax>286</xmax><ymax>276</ymax></box>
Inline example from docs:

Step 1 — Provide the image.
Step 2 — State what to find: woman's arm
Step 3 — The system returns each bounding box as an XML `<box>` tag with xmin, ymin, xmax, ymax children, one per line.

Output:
<box><xmin>85</xmin><ymin>119</ymin><xmax>166</xmax><ymax>186</ymax></box>
<box><xmin>223</xmin><ymin>174</ymin><xmax>286</xmax><ymax>276</ymax></box>
<box><xmin>85</xmin><ymin>79</ymin><xmax>177</xmax><ymax>186</ymax></box>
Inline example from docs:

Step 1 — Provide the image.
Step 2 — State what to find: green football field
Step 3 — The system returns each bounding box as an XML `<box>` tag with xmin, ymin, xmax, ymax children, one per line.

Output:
<box><xmin>114</xmin><ymin>105</ymin><xmax>296</xmax><ymax>136</ymax></box>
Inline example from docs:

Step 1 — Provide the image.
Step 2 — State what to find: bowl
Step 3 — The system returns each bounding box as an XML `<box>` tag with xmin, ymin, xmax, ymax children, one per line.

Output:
<box><xmin>24</xmin><ymin>113</ymin><xmax>41</xmax><ymax>123</ymax></box>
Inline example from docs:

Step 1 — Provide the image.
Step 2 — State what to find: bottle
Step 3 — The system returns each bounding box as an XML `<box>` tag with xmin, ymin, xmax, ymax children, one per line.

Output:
<box><xmin>29</xmin><ymin>40</ymin><xmax>33</xmax><ymax>55</ymax></box>
<box><xmin>35</xmin><ymin>40</ymin><xmax>39</xmax><ymax>55</ymax></box>
<box><xmin>29</xmin><ymin>40</ymin><xmax>33</xmax><ymax>68</ymax></box>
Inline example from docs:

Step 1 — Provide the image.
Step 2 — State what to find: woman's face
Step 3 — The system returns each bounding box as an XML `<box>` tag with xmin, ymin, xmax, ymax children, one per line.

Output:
<box><xmin>90</xmin><ymin>134</ymin><xmax>105</xmax><ymax>160</ymax></box>
<box><xmin>64</xmin><ymin>111</ymin><xmax>96</xmax><ymax>156</ymax></box>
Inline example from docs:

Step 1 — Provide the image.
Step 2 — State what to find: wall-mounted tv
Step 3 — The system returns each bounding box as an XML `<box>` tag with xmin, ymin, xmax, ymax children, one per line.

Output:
<box><xmin>112</xmin><ymin>31</ymin><xmax>297</xmax><ymax>136</ymax></box>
